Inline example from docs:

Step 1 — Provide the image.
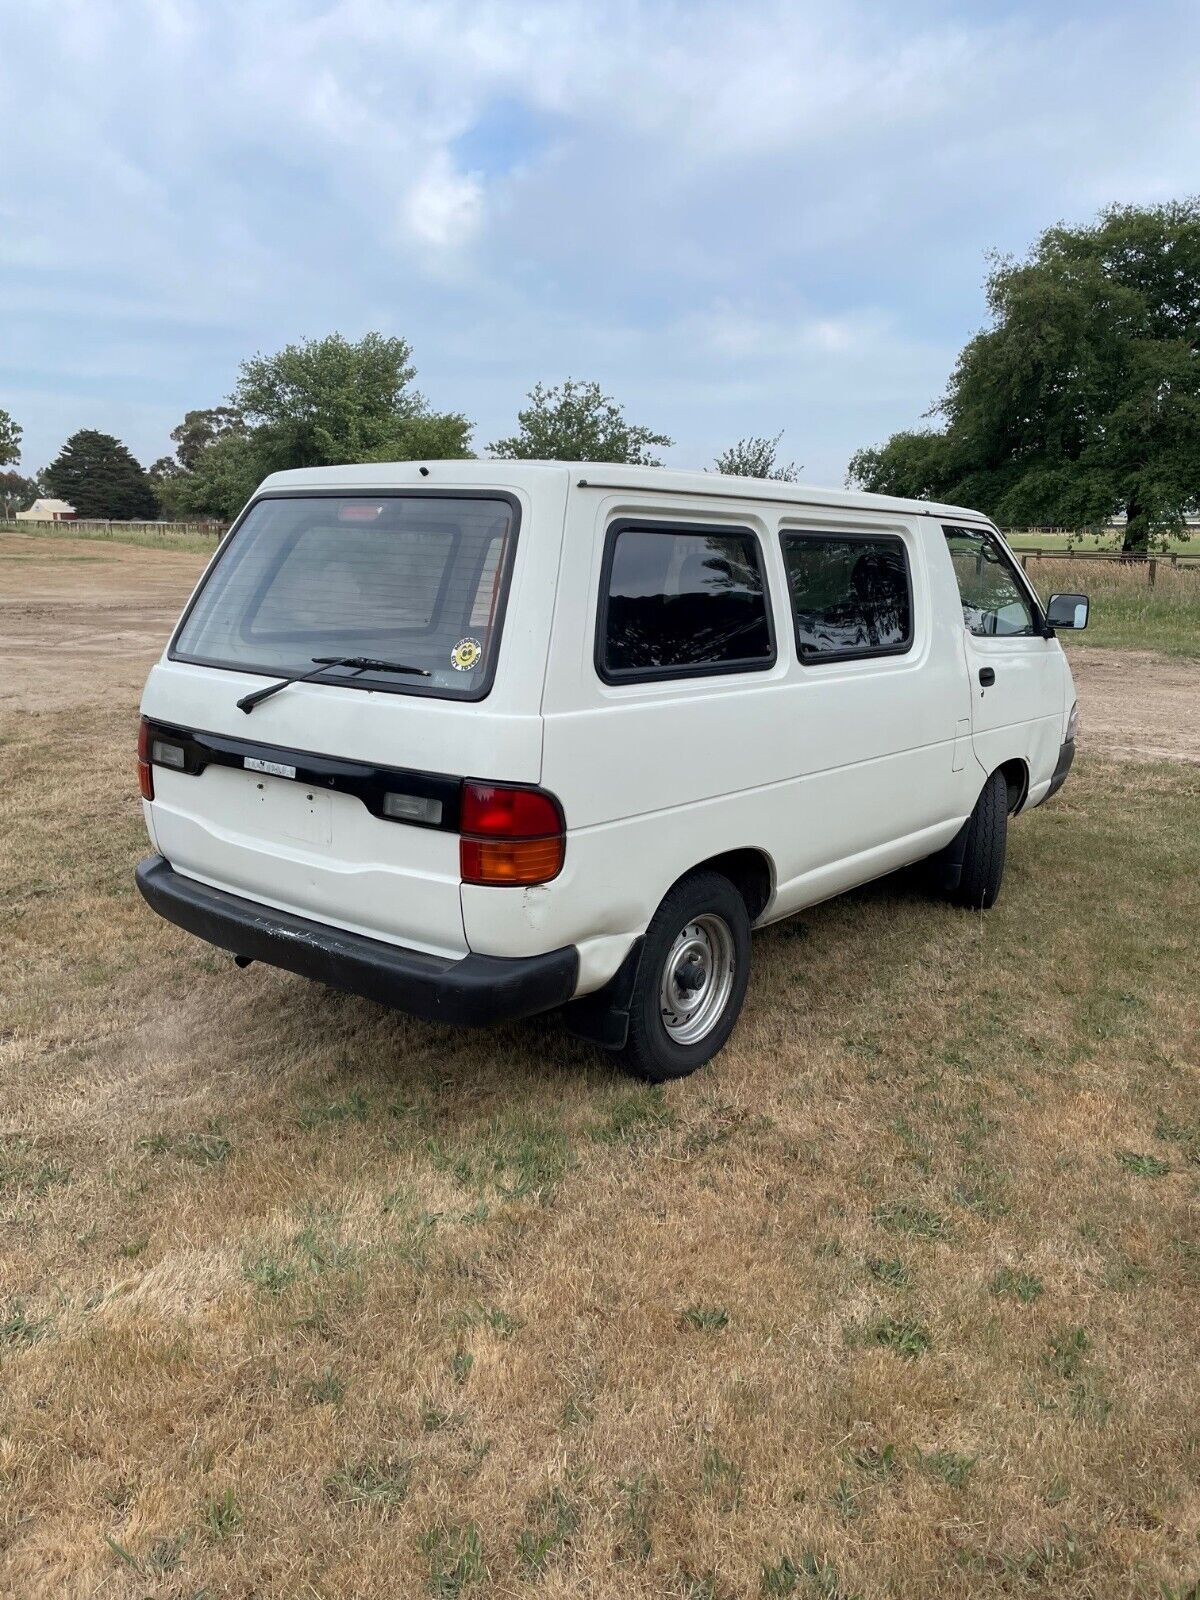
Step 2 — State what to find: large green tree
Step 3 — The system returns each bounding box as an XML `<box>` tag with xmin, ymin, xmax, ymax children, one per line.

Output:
<box><xmin>490</xmin><ymin>378</ymin><xmax>672</xmax><ymax>464</ymax></box>
<box><xmin>714</xmin><ymin>430</ymin><xmax>800</xmax><ymax>481</ymax></box>
<box><xmin>0</xmin><ymin>407</ymin><xmax>21</xmax><ymax>469</ymax></box>
<box><xmin>44</xmin><ymin>430</ymin><xmax>158</xmax><ymax>520</ymax></box>
<box><xmin>848</xmin><ymin>201</ymin><xmax>1200</xmax><ymax>550</ymax></box>
<box><xmin>175</xmin><ymin>333</ymin><xmax>472</xmax><ymax>518</ymax></box>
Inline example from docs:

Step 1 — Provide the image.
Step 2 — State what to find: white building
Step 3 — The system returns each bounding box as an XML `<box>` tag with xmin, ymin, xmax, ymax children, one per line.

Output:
<box><xmin>14</xmin><ymin>497</ymin><xmax>76</xmax><ymax>522</ymax></box>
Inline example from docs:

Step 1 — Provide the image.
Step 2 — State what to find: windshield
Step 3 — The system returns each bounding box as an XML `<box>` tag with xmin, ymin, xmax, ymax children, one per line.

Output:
<box><xmin>172</xmin><ymin>493</ymin><xmax>517</xmax><ymax>699</ymax></box>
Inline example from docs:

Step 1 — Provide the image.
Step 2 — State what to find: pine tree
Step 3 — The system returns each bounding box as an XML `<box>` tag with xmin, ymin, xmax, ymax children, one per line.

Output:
<box><xmin>44</xmin><ymin>430</ymin><xmax>159</xmax><ymax>519</ymax></box>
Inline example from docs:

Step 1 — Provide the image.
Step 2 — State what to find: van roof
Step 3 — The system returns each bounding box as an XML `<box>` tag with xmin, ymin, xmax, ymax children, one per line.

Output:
<box><xmin>257</xmin><ymin>460</ymin><xmax>991</xmax><ymax>524</ymax></box>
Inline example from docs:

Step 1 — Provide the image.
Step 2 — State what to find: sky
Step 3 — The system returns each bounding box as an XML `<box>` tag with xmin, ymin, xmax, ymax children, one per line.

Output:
<box><xmin>2</xmin><ymin>0</ymin><xmax>1199</xmax><ymax>487</ymax></box>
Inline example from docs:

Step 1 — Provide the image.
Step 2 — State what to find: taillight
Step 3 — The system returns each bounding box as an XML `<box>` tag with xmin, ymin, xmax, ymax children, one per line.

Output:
<box><xmin>137</xmin><ymin>717</ymin><xmax>154</xmax><ymax>800</ymax></box>
<box><xmin>459</xmin><ymin>781</ymin><xmax>564</xmax><ymax>886</ymax></box>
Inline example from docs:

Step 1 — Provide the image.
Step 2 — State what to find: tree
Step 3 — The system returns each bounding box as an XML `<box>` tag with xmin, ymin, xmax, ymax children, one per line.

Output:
<box><xmin>44</xmin><ymin>430</ymin><xmax>158</xmax><ymax>520</ymax></box>
<box><xmin>0</xmin><ymin>408</ymin><xmax>21</xmax><ymax>468</ymax></box>
<box><xmin>147</xmin><ymin>455</ymin><xmax>190</xmax><ymax>520</ymax></box>
<box><xmin>170</xmin><ymin>406</ymin><xmax>245</xmax><ymax>471</ymax></box>
<box><xmin>490</xmin><ymin>378</ymin><xmax>673</xmax><ymax>464</ymax></box>
<box><xmin>713</xmin><ymin>430</ymin><xmax>800</xmax><ymax>481</ymax></box>
<box><xmin>847</xmin><ymin>201</ymin><xmax>1200</xmax><ymax>550</ymax></box>
<box><xmin>173</xmin><ymin>332</ymin><xmax>472</xmax><ymax>519</ymax></box>
<box><xmin>0</xmin><ymin>470</ymin><xmax>38</xmax><ymax>518</ymax></box>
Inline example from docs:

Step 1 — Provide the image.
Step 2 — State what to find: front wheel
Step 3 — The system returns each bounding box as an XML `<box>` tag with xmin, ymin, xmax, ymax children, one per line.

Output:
<box><xmin>617</xmin><ymin>870</ymin><xmax>752</xmax><ymax>1082</ymax></box>
<box><xmin>953</xmin><ymin>768</ymin><xmax>1009</xmax><ymax>909</ymax></box>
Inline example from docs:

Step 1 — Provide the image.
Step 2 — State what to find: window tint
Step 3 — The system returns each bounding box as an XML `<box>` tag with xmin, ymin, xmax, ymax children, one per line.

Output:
<box><xmin>780</xmin><ymin>533</ymin><xmax>912</xmax><ymax>660</ymax></box>
<box><xmin>943</xmin><ymin>526</ymin><xmax>1036</xmax><ymax>637</ymax></box>
<box><xmin>599</xmin><ymin>524</ymin><xmax>774</xmax><ymax>679</ymax></box>
<box><xmin>173</xmin><ymin>494</ymin><xmax>516</xmax><ymax>699</ymax></box>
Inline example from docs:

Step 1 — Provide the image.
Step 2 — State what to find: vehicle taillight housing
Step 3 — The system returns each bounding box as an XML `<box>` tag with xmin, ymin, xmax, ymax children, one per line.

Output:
<box><xmin>459</xmin><ymin>781</ymin><xmax>565</xmax><ymax>886</ymax></box>
<box><xmin>137</xmin><ymin>717</ymin><xmax>154</xmax><ymax>800</ymax></box>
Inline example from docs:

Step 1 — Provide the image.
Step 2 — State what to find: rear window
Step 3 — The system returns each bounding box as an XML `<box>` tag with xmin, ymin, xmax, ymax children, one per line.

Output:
<box><xmin>598</xmin><ymin>522</ymin><xmax>774</xmax><ymax>681</ymax></box>
<box><xmin>172</xmin><ymin>493</ymin><xmax>517</xmax><ymax>699</ymax></box>
<box><xmin>780</xmin><ymin>532</ymin><xmax>912</xmax><ymax>661</ymax></box>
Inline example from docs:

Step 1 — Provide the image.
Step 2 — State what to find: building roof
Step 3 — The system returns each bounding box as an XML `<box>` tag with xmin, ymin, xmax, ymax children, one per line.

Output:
<box><xmin>15</xmin><ymin>497</ymin><xmax>76</xmax><ymax>518</ymax></box>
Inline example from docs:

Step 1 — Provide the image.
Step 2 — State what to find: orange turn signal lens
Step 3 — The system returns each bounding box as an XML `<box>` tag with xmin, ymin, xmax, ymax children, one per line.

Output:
<box><xmin>137</xmin><ymin>717</ymin><xmax>154</xmax><ymax>801</ymax></box>
<box><xmin>460</xmin><ymin>835</ymin><xmax>564</xmax><ymax>887</ymax></box>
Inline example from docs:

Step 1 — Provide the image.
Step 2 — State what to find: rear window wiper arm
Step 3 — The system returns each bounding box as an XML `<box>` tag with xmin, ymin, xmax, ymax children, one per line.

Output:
<box><xmin>237</xmin><ymin>655</ymin><xmax>430</xmax><ymax>714</ymax></box>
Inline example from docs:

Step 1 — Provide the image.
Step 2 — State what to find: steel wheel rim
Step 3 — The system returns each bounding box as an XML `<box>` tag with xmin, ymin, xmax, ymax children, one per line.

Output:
<box><xmin>658</xmin><ymin>913</ymin><xmax>735</xmax><ymax>1045</ymax></box>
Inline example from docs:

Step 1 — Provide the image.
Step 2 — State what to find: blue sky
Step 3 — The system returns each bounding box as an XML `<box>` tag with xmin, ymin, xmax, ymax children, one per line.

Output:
<box><xmin>2</xmin><ymin>0</ymin><xmax>1198</xmax><ymax>485</ymax></box>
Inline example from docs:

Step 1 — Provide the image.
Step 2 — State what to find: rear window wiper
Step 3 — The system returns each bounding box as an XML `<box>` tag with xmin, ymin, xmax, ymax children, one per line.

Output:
<box><xmin>237</xmin><ymin>655</ymin><xmax>431</xmax><ymax>714</ymax></box>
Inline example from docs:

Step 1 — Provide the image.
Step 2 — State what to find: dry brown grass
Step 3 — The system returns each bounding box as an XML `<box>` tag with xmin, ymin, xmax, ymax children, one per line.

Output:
<box><xmin>2</xmin><ymin>536</ymin><xmax>1199</xmax><ymax>1599</ymax></box>
<box><xmin>1024</xmin><ymin>555</ymin><xmax>1200</xmax><ymax>658</ymax></box>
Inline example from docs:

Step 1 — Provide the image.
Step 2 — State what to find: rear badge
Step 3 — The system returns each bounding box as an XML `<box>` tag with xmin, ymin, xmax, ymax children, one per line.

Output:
<box><xmin>451</xmin><ymin>637</ymin><xmax>482</xmax><ymax>671</ymax></box>
<box><xmin>245</xmin><ymin>756</ymin><xmax>297</xmax><ymax>780</ymax></box>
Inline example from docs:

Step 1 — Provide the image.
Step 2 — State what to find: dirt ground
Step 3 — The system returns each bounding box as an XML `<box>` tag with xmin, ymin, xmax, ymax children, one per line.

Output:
<box><xmin>2</xmin><ymin>532</ymin><xmax>1197</xmax><ymax>762</ymax></box>
<box><xmin>1068</xmin><ymin>651</ymin><xmax>1200</xmax><ymax>764</ymax></box>
<box><xmin>0</xmin><ymin>534</ymin><xmax>202</xmax><ymax>715</ymax></box>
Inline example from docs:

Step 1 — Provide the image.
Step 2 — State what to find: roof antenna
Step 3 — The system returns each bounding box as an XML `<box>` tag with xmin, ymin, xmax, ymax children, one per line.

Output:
<box><xmin>418</xmin><ymin>465</ymin><xmax>430</xmax><ymax>477</ymax></box>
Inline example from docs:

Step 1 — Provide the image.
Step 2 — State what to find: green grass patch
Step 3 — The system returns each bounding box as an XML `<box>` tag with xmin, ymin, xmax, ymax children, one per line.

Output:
<box><xmin>424</xmin><ymin>1521</ymin><xmax>486</xmax><ymax>1596</ymax></box>
<box><xmin>325</xmin><ymin>1455</ymin><xmax>413</xmax><ymax>1509</ymax></box>
<box><xmin>861</xmin><ymin>1315</ymin><xmax>931</xmax><ymax>1359</ymax></box>
<box><xmin>1116</xmin><ymin>1150</ymin><xmax>1171</xmax><ymax>1178</ymax></box>
<box><xmin>871</xmin><ymin>1202</ymin><xmax>951</xmax><ymax>1241</ymax></box>
<box><xmin>680</xmin><ymin>1305</ymin><xmax>730</xmax><ymax>1332</ymax></box>
<box><xmin>990</xmin><ymin>1266</ymin><xmax>1044</xmax><ymax>1304</ymax></box>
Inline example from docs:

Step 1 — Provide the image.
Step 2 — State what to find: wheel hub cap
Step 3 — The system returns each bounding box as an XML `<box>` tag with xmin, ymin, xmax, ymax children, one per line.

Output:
<box><xmin>659</xmin><ymin>914</ymin><xmax>735</xmax><ymax>1046</ymax></box>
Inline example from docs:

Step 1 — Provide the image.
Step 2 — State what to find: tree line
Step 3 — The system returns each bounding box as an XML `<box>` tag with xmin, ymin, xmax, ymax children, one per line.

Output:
<box><xmin>3</xmin><ymin>201</ymin><xmax>1197</xmax><ymax>550</ymax></box>
<box><xmin>0</xmin><ymin>350</ymin><xmax>798</xmax><ymax>525</ymax></box>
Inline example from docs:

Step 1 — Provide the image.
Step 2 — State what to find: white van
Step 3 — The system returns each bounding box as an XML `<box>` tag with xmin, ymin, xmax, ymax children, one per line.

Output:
<box><xmin>136</xmin><ymin>462</ymin><xmax>1087</xmax><ymax>1080</ymax></box>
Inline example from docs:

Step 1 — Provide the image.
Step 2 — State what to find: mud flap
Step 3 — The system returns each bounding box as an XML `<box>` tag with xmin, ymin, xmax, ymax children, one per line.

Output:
<box><xmin>933</xmin><ymin>818</ymin><xmax>972</xmax><ymax>893</ymax></box>
<box><xmin>563</xmin><ymin>938</ymin><xmax>645</xmax><ymax>1050</ymax></box>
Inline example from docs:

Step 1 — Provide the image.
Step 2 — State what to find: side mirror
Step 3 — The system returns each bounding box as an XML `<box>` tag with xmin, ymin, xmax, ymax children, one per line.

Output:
<box><xmin>1046</xmin><ymin>592</ymin><xmax>1089</xmax><ymax>630</ymax></box>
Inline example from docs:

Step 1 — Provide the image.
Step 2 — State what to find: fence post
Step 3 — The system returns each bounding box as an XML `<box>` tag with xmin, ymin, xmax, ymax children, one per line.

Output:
<box><xmin>1148</xmin><ymin>559</ymin><xmax>1157</xmax><ymax>588</ymax></box>
<box><xmin>1020</xmin><ymin>554</ymin><xmax>1029</xmax><ymax>572</ymax></box>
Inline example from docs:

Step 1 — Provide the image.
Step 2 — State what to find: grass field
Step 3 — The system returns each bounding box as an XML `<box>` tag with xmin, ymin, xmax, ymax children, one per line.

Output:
<box><xmin>1022</xmin><ymin>556</ymin><xmax>1200</xmax><ymax>658</ymax></box>
<box><xmin>1008</xmin><ymin>530</ymin><xmax>1199</xmax><ymax>556</ymax></box>
<box><xmin>0</xmin><ymin>520</ymin><xmax>221</xmax><ymax>557</ymax></box>
<box><xmin>2</xmin><ymin>538</ymin><xmax>1199</xmax><ymax>1598</ymax></box>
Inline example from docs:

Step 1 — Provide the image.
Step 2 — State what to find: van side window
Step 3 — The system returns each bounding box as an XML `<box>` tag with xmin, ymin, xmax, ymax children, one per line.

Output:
<box><xmin>779</xmin><ymin>533</ymin><xmax>912</xmax><ymax>661</ymax></box>
<box><xmin>943</xmin><ymin>526</ymin><xmax>1037</xmax><ymax>637</ymax></box>
<box><xmin>598</xmin><ymin>523</ymin><xmax>775</xmax><ymax>682</ymax></box>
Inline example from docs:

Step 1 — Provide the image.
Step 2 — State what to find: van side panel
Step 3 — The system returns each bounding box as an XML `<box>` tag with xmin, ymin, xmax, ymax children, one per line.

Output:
<box><xmin>487</xmin><ymin>494</ymin><xmax>980</xmax><ymax>994</ymax></box>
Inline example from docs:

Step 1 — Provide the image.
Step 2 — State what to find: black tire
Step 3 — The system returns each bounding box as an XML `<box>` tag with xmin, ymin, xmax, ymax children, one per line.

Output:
<box><xmin>953</xmin><ymin>768</ymin><xmax>1008</xmax><ymax>909</ymax></box>
<box><xmin>617</xmin><ymin>870</ymin><xmax>752</xmax><ymax>1082</ymax></box>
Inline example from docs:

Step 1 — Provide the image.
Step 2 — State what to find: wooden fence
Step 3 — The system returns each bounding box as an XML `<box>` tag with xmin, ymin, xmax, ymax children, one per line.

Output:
<box><xmin>61</xmin><ymin>519</ymin><xmax>224</xmax><ymax>537</ymax></box>
<box><xmin>1009</xmin><ymin>547</ymin><xmax>1200</xmax><ymax>586</ymax></box>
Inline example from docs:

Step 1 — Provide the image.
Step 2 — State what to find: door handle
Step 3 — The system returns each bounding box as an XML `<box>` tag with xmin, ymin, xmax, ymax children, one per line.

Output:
<box><xmin>978</xmin><ymin>667</ymin><xmax>996</xmax><ymax>687</ymax></box>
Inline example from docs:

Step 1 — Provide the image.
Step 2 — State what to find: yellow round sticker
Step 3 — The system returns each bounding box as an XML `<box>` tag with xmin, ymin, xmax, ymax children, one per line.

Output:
<box><xmin>451</xmin><ymin>637</ymin><xmax>482</xmax><ymax>672</ymax></box>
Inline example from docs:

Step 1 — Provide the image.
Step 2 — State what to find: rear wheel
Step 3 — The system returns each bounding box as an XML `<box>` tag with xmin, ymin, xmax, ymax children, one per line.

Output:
<box><xmin>617</xmin><ymin>870</ymin><xmax>751</xmax><ymax>1082</ymax></box>
<box><xmin>953</xmin><ymin>768</ymin><xmax>1008</xmax><ymax>909</ymax></box>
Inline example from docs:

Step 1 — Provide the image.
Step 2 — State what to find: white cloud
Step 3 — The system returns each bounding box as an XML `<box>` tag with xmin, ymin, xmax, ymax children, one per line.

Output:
<box><xmin>402</xmin><ymin>154</ymin><xmax>485</xmax><ymax>252</ymax></box>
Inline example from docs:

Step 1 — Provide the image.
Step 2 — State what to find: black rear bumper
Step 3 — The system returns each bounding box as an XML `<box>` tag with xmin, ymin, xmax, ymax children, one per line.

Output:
<box><xmin>135</xmin><ymin>855</ymin><xmax>578</xmax><ymax>1027</ymax></box>
<box><xmin>1046</xmin><ymin>737</ymin><xmax>1076</xmax><ymax>800</ymax></box>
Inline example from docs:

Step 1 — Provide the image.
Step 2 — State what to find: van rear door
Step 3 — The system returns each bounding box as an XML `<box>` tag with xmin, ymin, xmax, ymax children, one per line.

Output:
<box><xmin>140</xmin><ymin>490</ymin><xmax>537</xmax><ymax>959</ymax></box>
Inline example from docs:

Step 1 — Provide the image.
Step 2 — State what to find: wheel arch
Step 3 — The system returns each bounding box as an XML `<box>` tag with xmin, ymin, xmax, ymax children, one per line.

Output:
<box><xmin>997</xmin><ymin>757</ymin><xmax>1030</xmax><ymax>815</ymax></box>
<box><xmin>687</xmin><ymin>846</ymin><xmax>775</xmax><ymax>923</ymax></box>
<box><xmin>564</xmin><ymin>846</ymin><xmax>772</xmax><ymax>1052</ymax></box>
